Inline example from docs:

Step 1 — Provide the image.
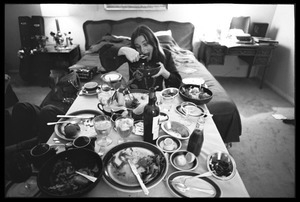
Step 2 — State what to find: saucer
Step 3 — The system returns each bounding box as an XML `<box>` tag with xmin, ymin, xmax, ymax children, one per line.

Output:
<box><xmin>81</xmin><ymin>86</ymin><xmax>100</xmax><ymax>95</ymax></box>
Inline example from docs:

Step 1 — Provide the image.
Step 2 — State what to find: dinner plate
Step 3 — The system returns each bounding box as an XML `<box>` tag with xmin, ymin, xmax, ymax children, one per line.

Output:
<box><xmin>98</xmin><ymin>89</ymin><xmax>149</xmax><ymax>118</ymax></box>
<box><xmin>166</xmin><ymin>171</ymin><xmax>221</xmax><ymax>198</ymax></box>
<box><xmin>54</xmin><ymin>110</ymin><xmax>103</xmax><ymax>141</ymax></box>
<box><xmin>161</xmin><ymin>121</ymin><xmax>190</xmax><ymax>140</ymax></box>
<box><xmin>176</xmin><ymin>104</ymin><xmax>205</xmax><ymax>117</ymax></box>
<box><xmin>182</xmin><ymin>77</ymin><xmax>205</xmax><ymax>86</ymax></box>
<box><xmin>102</xmin><ymin>141</ymin><xmax>168</xmax><ymax>193</ymax></box>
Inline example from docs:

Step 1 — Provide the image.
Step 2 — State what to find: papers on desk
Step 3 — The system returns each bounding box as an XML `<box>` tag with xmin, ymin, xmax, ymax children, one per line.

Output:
<box><xmin>252</xmin><ymin>37</ymin><xmax>279</xmax><ymax>45</ymax></box>
<box><xmin>219</xmin><ymin>39</ymin><xmax>259</xmax><ymax>48</ymax></box>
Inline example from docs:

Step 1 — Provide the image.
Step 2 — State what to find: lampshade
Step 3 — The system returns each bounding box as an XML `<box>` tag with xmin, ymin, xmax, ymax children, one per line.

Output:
<box><xmin>40</xmin><ymin>4</ymin><xmax>69</xmax><ymax>17</ymax></box>
<box><xmin>40</xmin><ymin>4</ymin><xmax>69</xmax><ymax>34</ymax></box>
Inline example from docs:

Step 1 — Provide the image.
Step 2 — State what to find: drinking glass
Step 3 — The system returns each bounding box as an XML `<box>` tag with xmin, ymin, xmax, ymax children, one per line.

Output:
<box><xmin>158</xmin><ymin>95</ymin><xmax>174</xmax><ymax>113</ymax></box>
<box><xmin>115</xmin><ymin>116</ymin><xmax>134</xmax><ymax>144</ymax></box>
<box><xmin>93</xmin><ymin>115</ymin><xmax>113</xmax><ymax>154</ymax></box>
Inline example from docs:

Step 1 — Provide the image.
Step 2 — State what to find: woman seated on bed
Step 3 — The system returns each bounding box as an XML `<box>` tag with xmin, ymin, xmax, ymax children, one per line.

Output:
<box><xmin>99</xmin><ymin>25</ymin><xmax>182</xmax><ymax>91</ymax></box>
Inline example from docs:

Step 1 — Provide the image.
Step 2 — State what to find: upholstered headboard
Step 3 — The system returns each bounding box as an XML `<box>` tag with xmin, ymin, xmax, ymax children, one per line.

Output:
<box><xmin>83</xmin><ymin>17</ymin><xmax>194</xmax><ymax>51</ymax></box>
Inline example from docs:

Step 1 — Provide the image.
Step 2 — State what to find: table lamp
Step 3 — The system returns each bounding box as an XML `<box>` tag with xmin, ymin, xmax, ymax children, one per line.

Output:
<box><xmin>40</xmin><ymin>4</ymin><xmax>71</xmax><ymax>50</ymax></box>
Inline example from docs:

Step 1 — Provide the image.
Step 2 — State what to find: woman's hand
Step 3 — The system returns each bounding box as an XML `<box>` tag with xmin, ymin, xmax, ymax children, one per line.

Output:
<box><xmin>152</xmin><ymin>62</ymin><xmax>170</xmax><ymax>79</ymax></box>
<box><xmin>118</xmin><ymin>47</ymin><xmax>141</xmax><ymax>63</ymax></box>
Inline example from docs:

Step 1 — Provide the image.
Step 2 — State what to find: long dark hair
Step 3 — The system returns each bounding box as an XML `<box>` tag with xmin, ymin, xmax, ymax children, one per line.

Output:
<box><xmin>131</xmin><ymin>25</ymin><xmax>165</xmax><ymax>64</ymax></box>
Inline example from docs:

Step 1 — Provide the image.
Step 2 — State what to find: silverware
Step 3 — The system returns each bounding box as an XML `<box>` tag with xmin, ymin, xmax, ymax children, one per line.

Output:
<box><xmin>75</xmin><ymin>171</ymin><xmax>97</xmax><ymax>182</ymax></box>
<box><xmin>181</xmin><ymin>172</ymin><xmax>212</xmax><ymax>184</ymax></box>
<box><xmin>48</xmin><ymin>143</ymin><xmax>66</xmax><ymax>147</ymax></box>
<box><xmin>127</xmin><ymin>160</ymin><xmax>149</xmax><ymax>195</ymax></box>
<box><xmin>171</xmin><ymin>172</ymin><xmax>214</xmax><ymax>194</ymax></box>
<box><xmin>57</xmin><ymin>115</ymin><xmax>94</xmax><ymax>119</ymax></box>
<box><xmin>172</xmin><ymin>182</ymin><xmax>215</xmax><ymax>195</ymax></box>
<box><xmin>47</xmin><ymin>120</ymin><xmax>77</xmax><ymax>125</ymax></box>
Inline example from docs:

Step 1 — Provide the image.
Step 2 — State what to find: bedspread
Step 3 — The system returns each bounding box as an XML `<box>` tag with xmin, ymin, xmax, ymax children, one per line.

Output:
<box><xmin>42</xmin><ymin>18</ymin><xmax>242</xmax><ymax>143</ymax></box>
<box><xmin>160</xmin><ymin>40</ymin><xmax>242</xmax><ymax>143</ymax></box>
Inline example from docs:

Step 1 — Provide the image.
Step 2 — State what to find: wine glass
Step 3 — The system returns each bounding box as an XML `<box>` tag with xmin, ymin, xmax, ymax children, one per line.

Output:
<box><xmin>115</xmin><ymin>115</ymin><xmax>134</xmax><ymax>144</ymax></box>
<box><xmin>93</xmin><ymin>115</ymin><xmax>113</xmax><ymax>154</ymax></box>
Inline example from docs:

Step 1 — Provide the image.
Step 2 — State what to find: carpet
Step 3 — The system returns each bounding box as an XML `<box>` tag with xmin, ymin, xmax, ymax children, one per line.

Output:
<box><xmin>216</xmin><ymin>77</ymin><xmax>295</xmax><ymax>198</ymax></box>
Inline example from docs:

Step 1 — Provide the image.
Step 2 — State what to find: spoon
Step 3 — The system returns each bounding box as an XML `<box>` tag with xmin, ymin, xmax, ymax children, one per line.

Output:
<box><xmin>173</xmin><ymin>182</ymin><xmax>215</xmax><ymax>195</ymax></box>
<box><xmin>181</xmin><ymin>172</ymin><xmax>212</xmax><ymax>184</ymax></box>
<box><xmin>171</xmin><ymin>172</ymin><xmax>213</xmax><ymax>194</ymax></box>
<box><xmin>75</xmin><ymin>171</ymin><xmax>97</xmax><ymax>182</ymax></box>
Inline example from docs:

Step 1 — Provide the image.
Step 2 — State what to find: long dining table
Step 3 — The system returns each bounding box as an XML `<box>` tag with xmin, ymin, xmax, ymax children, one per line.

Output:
<box><xmin>46</xmin><ymin>87</ymin><xmax>249</xmax><ymax>197</ymax></box>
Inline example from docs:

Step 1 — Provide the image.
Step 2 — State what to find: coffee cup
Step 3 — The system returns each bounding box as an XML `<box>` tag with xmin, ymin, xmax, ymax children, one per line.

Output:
<box><xmin>65</xmin><ymin>136</ymin><xmax>96</xmax><ymax>151</ymax></box>
<box><xmin>30</xmin><ymin>143</ymin><xmax>57</xmax><ymax>170</ymax></box>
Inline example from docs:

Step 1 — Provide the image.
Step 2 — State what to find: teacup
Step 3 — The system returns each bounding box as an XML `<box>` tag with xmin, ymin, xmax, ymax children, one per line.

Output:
<box><xmin>65</xmin><ymin>136</ymin><xmax>96</xmax><ymax>151</ymax></box>
<box><xmin>83</xmin><ymin>82</ymin><xmax>99</xmax><ymax>93</ymax></box>
<box><xmin>30</xmin><ymin>143</ymin><xmax>57</xmax><ymax>170</ymax></box>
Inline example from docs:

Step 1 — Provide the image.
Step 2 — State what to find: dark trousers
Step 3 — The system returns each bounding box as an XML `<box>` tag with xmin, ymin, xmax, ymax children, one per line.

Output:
<box><xmin>5</xmin><ymin>102</ymin><xmax>65</xmax><ymax>182</ymax></box>
<box><xmin>5</xmin><ymin>102</ymin><xmax>64</xmax><ymax>149</ymax></box>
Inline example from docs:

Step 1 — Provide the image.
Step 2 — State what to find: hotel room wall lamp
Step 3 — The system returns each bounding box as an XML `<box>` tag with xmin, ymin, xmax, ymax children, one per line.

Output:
<box><xmin>40</xmin><ymin>4</ymin><xmax>72</xmax><ymax>50</ymax></box>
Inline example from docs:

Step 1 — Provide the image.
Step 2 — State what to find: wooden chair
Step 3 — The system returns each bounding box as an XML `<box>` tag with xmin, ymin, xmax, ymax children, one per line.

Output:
<box><xmin>229</xmin><ymin>16</ymin><xmax>251</xmax><ymax>33</ymax></box>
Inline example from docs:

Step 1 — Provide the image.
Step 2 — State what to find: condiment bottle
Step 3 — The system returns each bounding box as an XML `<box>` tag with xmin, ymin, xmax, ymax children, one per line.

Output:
<box><xmin>143</xmin><ymin>87</ymin><xmax>160</xmax><ymax>144</ymax></box>
<box><xmin>187</xmin><ymin>116</ymin><xmax>205</xmax><ymax>156</ymax></box>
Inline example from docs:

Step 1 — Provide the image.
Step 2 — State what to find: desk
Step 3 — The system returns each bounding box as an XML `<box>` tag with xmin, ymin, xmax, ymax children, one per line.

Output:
<box><xmin>46</xmin><ymin>89</ymin><xmax>249</xmax><ymax>197</ymax></box>
<box><xmin>198</xmin><ymin>40</ymin><xmax>278</xmax><ymax>89</ymax></box>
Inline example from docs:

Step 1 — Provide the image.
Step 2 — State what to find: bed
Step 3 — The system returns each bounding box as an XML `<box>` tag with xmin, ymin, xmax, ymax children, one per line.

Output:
<box><xmin>42</xmin><ymin>17</ymin><xmax>242</xmax><ymax>143</ymax></box>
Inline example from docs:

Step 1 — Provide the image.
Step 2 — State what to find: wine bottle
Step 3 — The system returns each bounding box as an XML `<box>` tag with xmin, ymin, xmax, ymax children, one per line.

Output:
<box><xmin>187</xmin><ymin>116</ymin><xmax>205</xmax><ymax>156</ymax></box>
<box><xmin>143</xmin><ymin>87</ymin><xmax>160</xmax><ymax>144</ymax></box>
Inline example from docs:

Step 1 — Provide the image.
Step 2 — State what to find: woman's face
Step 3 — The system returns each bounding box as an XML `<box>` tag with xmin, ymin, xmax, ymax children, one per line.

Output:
<box><xmin>134</xmin><ymin>35</ymin><xmax>153</xmax><ymax>62</ymax></box>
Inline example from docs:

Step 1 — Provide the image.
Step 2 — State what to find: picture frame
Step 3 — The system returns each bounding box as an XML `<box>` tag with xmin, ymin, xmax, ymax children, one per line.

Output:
<box><xmin>104</xmin><ymin>4</ymin><xmax>168</xmax><ymax>11</ymax></box>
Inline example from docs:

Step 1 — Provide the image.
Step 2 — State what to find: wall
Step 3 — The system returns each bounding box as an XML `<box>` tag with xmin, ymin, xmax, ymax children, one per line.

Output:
<box><xmin>5</xmin><ymin>4</ymin><xmax>294</xmax><ymax>105</ymax></box>
<box><xmin>261</xmin><ymin>5</ymin><xmax>295</xmax><ymax>105</ymax></box>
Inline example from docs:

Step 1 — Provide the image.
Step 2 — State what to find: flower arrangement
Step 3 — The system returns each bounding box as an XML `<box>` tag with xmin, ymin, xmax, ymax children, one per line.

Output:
<box><xmin>17</xmin><ymin>47</ymin><xmax>33</xmax><ymax>59</ymax></box>
<box><xmin>17</xmin><ymin>35</ymin><xmax>49</xmax><ymax>58</ymax></box>
<box><xmin>50</xmin><ymin>31</ymin><xmax>73</xmax><ymax>48</ymax></box>
<box><xmin>34</xmin><ymin>35</ymin><xmax>48</xmax><ymax>47</ymax></box>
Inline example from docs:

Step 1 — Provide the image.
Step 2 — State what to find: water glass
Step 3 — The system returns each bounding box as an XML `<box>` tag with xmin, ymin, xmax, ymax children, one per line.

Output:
<box><xmin>159</xmin><ymin>95</ymin><xmax>174</xmax><ymax>113</ymax></box>
<box><xmin>115</xmin><ymin>116</ymin><xmax>134</xmax><ymax>144</ymax></box>
<box><xmin>93</xmin><ymin>115</ymin><xmax>113</xmax><ymax>151</ymax></box>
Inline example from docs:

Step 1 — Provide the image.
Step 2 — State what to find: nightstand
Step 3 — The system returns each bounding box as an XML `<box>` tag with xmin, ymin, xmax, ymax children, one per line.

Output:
<box><xmin>31</xmin><ymin>44</ymin><xmax>81</xmax><ymax>86</ymax></box>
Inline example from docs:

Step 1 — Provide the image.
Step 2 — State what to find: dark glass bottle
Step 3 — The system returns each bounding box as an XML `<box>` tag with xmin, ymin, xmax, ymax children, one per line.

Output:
<box><xmin>143</xmin><ymin>87</ymin><xmax>160</xmax><ymax>144</ymax></box>
<box><xmin>187</xmin><ymin>116</ymin><xmax>205</xmax><ymax>156</ymax></box>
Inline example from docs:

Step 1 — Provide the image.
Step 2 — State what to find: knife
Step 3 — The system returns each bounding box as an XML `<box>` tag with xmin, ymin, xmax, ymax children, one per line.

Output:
<box><xmin>127</xmin><ymin>160</ymin><xmax>149</xmax><ymax>195</ymax></box>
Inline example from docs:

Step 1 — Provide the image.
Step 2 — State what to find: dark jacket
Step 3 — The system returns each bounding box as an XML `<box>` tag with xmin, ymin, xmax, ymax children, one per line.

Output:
<box><xmin>99</xmin><ymin>44</ymin><xmax>182</xmax><ymax>91</ymax></box>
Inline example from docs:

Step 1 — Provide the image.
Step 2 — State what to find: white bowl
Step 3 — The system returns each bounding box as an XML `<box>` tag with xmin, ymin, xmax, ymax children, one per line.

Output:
<box><xmin>161</xmin><ymin>121</ymin><xmax>190</xmax><ymax>140</ymax></box>
<box><xmin>206</xmin><ymin>151</ymin><xmax>237</xmax><ymax>181</ymax></box>
<box><xmin>156</xmin><ymin>135</ymin><xmax>182</xmax><ymax>153</ymax></box>
<box><xmin>170</xmin><ymin>150</ymin><xmax>198</xmax><ymax>171</ymax></box>
<box><xmin>161</xmin><ymin>87</ymin><xmax>179</xmax><ymax>100</ymax></box>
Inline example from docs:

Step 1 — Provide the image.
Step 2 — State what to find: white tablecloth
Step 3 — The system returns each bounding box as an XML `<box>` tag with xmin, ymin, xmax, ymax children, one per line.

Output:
<box><xmin>47</xmin><ymin>91</ymin><xmax>249</xmax><ymax>197</ymax></box>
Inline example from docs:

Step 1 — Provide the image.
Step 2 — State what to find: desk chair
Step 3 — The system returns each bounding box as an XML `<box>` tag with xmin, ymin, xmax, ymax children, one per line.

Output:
<box><xmin>229</xmin><ymin>16</ymin><xmax>251</xmax><ymax>34</ymax></box>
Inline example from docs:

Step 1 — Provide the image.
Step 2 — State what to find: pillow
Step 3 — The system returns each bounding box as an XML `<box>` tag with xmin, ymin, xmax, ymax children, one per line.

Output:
<box><xmin>154</xmin><ymin>30</ymin><xmax>172</xmax><ymax>37</ymax></box>
<box><xmin>85</xmin><ymin>34</ymin><xmax>131</xmax><ymax>54</ymax></box>
<box><xmin>85</xmin><ymin>42</ymin><xmax>103</xmax><ymax>54</ymax></box>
